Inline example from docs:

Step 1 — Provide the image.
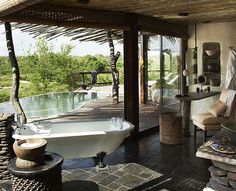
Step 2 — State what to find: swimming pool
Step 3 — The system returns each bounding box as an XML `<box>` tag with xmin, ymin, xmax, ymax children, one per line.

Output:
<box><xmin>0</xmin><ymin>91</ymin><xmax>108</xmax><ymax>119</ymax></box>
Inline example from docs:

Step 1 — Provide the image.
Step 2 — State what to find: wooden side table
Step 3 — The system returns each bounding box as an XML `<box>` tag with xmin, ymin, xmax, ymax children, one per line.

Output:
<box><xmin>8</xmin><ymin>152</ymin><xmax>63</xmax><ymax>191</ymax></box>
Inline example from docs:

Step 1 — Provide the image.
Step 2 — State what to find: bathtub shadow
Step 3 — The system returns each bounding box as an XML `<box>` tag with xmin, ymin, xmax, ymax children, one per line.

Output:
<box><xmin>63</xmin><ymin>180</ymin><xmax>99</xmax><ymax>191</ymax></box>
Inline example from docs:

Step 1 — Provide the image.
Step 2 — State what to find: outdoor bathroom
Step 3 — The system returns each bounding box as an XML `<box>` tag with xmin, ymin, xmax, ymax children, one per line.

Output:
<box><xmin>1</xmin><ymin>1</ymin><xmax>236</xmax><ymax>191</ymax></box>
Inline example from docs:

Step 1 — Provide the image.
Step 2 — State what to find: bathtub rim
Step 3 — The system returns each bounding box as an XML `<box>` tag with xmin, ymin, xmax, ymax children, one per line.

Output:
<box><xmin>12</xmin><ymin>119</ymin><xmax>134</xmax><ymax>140</ymax></box>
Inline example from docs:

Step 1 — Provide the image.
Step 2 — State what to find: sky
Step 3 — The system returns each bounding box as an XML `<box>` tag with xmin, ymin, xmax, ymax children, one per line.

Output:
<box><xmin>0</xmin><ymin>24</ymin><xmax>123</xmax><ymax>56</ymax></box>
<box><xmin>0</xmin><ymin>24</ymin><xmax>179</xmax><ymax>56</ymax></box>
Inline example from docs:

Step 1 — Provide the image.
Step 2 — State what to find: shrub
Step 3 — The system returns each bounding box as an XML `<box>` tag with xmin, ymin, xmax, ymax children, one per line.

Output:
<box><xmin>0</xmin><ymin>89</ymin><xmax>11</xmax><ymax>103</ymax></box>
<box><xmin>0</xmin><ymin>76</ymin><xmax>12</xmax><ymax>87</ymax></box>
<box><xmin>2</xmin><ymin>39</ymin><xmax>124</xmax><ymax>101</ymax></box>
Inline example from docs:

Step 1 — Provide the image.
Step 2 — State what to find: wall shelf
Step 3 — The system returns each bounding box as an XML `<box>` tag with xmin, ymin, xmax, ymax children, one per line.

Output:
<box><xmin>202</xmin><ymin>42</ymin><xmax>221</xmax><ymax>86</ymax></box>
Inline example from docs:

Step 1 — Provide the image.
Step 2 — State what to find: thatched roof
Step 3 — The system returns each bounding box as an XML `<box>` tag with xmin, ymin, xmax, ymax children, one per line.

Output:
<box><xmin>1</xmin><ymin>0</ymin><xmax>236</xmax><ymax>24</ymax></box>
<box><xmin>0</xmin><ymin>0</ymin><xmax>45</xmax><ymax>17</ymax></box>
<box><xmin>11</xmin><ymin>23</ymin><xmax>123</xmax><ymax>44</ymax></box>
<box><xmin>2</xmin><ymin>0</ymin><xmax>236</xmax><ymax>41</ymax></box>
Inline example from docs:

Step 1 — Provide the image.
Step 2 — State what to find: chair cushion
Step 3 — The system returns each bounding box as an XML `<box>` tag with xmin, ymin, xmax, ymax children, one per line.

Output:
<box><xmin>208</xmin><ymin>100</ymin><xmax>227</xmax><ymax>117</ymax></box>
<box><xmin>219</xmin><ymin>89</ymin><xmax>228</xmax><ymax>103</ymax></box>
<box><xmin>192</xmin><ymin>112</ymin><xmax>224</xmax><ymax>125</ymax></box>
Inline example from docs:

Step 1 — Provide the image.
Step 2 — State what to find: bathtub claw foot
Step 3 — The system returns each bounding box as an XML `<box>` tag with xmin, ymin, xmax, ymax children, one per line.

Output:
<box><xmin>96</xmin><ymin>151</ymin><xmax>107</xmax><ymax>169</ymax></box>
<box><xmin>96</xmin><ymin>164</ymin><xmax>110</xmax><ymax>171</ymax></box>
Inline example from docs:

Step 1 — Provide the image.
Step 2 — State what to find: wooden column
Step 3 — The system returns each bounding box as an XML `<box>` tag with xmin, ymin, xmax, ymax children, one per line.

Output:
<box><xmin>159</xmin><ymin>36</ymin><xmax>164</xmax><ymax>105</ymax></box>
<box><xmin>180</xmin><ymin>38</ymin><xmax>188</xmax><ymax>95</ymax></box>
<box><xmin>180</xmin><ymin>37</ymin><xmax>189</xmax><ymax>136</ymax></box>
<box><xmin>140</xmin><ymin>34</ymin><xmax>148</xmax><ymax>104</ymax></box>
<box><xmin>124</xmin><ymin>14</ymin><xmax>139</xmax><ymax>139</ymax></box>
<box><xmin>181</xmin><ymin>100</ymin><xmax>191</xmax><ymax>136</ymax></box>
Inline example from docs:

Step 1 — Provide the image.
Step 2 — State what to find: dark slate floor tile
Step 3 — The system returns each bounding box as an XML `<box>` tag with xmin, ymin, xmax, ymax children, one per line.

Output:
<box><xmin>88</xmin><ymin>171</ymin><xmax>110</xmax><ymax>182</ymax></box>
<box><xmin>120</xmin><ymin>163</ymin><xmax>147</xmax><ymax>175</ymax></box>
<box><xmin>98</xmin><ymin>185</ymin><xmax>113</xmax><ymax>191</ymax></box>
<box><xmin>64</xmin><ymin>169</ymin><xmax>93</xmax><ymax>181</ymax></box>
<box><xmin>98</xmin><ymin>174</ymin><xmax>119</xmax><ymax>186</ymax></box>
<box><xmin>115</xmin><ymin>185</ymin><xmax>130</xmax><ymax>191</ymax></box>
<box><xmin>115</xmin><ymin>173</ymin><xmax>146</xmax><ymax>188</ymax></box>
<box><xmin>107</xmin><ymin>182</ymin><xmax>122</xmax><ymax>190</ymax></box>
<box><xmin>113</xmin><ymin>170</ymin><xmax>127</xmax><ymax>177</ymax></box>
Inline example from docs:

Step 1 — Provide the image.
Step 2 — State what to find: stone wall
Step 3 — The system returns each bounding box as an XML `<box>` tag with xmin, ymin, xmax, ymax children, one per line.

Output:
<box><xmin>205</xmin><ymin>161</ymin><xmax>236</xmax><ymax>191</ymax></box>
<box><xmin>0</xmin><ymin>113</ymin><xmax>15</xmax><ymax>180</ymax></box>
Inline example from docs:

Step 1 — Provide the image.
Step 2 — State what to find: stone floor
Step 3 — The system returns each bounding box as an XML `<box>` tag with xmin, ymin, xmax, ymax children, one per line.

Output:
<box><xmin>63</xmin><ymin>163</ymin><xmax>162</xmax><ymax>191</ymax></box>
<box><xmin>1</xmin><ymin>128</ymin><xmax>212</xmax><ymax>191</ymax></box>
<box><xmin>61</xmin><ymin>129</ymin><xmax>211</xmax><ymax>191</ymax></box>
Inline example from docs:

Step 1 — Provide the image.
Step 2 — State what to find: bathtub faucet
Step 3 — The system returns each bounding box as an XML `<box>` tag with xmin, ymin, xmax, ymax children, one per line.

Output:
<box><xmin>11</xmin><ymin>114</ymin><xmax>24</xmax><ymax>129</ymax></box>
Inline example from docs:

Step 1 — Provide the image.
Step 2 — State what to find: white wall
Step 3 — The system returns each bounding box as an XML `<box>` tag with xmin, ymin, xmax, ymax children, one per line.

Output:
<box><xmin>188</xmin><ymin>22</ymin><xmax>236</xmax><ymax>116</ymax></box>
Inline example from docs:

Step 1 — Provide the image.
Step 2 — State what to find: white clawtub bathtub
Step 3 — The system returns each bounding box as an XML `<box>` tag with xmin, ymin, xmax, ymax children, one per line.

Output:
<box><xmin>12</xmin><ymin>119</ymin><xmax>134</xmax><ymax>160</ymax></box>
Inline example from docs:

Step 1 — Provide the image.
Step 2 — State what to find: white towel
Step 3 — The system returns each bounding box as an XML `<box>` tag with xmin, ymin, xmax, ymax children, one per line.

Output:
<box><xmin>225</xmin><ymin>48</ymin><xmax>236</xmax><ymax>89</ymax></box>
<box><xmin>110</xmin><ymin>117</ymin><xmax>123</xmax><ymax>130</ymax></box>
<box><xmin>224</xmin><ymin>90</ymin><xmax>236</xmax><ymax>117</ymax></box>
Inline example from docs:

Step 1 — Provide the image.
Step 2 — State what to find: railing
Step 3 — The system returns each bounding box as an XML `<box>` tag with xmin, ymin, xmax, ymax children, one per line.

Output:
<box><xmin>76</xmin><ymin>71</ymin><xmax>119</xmax><ymax>86</ymax></box>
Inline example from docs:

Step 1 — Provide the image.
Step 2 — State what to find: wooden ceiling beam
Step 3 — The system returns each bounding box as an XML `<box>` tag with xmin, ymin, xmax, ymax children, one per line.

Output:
<box><xmin>2</xmin><ymin>5</ymin><xmax>187</xmax><ymax>37</ymax></box>
<box><xmin>138</xmin><ymin>15</ymin><xmax>187</xmax><ymax>38</ymax></box>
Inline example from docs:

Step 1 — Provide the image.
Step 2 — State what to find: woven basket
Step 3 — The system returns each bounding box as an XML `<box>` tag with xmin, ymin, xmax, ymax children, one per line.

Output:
<box><xmin>159</xmin><ymin>112</ymin><xmax>182</xmax><ymax>144</ymax></box>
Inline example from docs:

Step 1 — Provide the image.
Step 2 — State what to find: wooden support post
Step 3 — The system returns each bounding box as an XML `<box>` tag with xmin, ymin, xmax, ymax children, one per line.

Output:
<box><xmin>124</xmin><ymin>14</ymin><xmax>139</xmax><ymax>139</ymax></box>
<box><xmin>180</xmin><ymin>38</ymin><xmax>188</xmax><ymax>95</ymax></box>
<box><xmin>180</xmin><ymin>37</ymin><xmax>189</xmax><ymax>136</ymax></box>
<box><xmin>140</xmin><ymin>34</ymin><xmax>148</xmax><ymax>104</ymax></box>
<box><xmin>5</xmin><ymin>22</ymin><xmax>27</xmax><ymax>124</ymax></box>
<box><xmin>159</xmin><ymin>36</ymin><xmax>164</xmax><ymax>105</ymax></box>
<box><xmin>181</xmin><ymin>100</ymin><xmax>191</xmax><ymax>136</ymax></box>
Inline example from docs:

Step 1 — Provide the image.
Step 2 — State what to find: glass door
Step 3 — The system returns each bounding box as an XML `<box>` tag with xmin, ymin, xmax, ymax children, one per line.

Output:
<box><xmin>162</xmin><ymin>36</ymin><xmax>181</xmax><ymax>106</ymax></box>
<box><xmin>147</xmin><ymin>35</ymin><xmax>181</xmax><ymax>108</ymax></box>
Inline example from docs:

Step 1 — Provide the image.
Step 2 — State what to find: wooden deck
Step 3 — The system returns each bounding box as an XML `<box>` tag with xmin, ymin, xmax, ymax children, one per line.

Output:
<box><xmin>37</xmin><ymin>96</ymin><xmax>179</xmax><ymax>132</ymax></box>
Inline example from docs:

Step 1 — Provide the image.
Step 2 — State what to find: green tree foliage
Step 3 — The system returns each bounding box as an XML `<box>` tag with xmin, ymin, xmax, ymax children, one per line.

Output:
<box><xmin>0</xmin><ymin>57</ymin><xmax>11</xmax><ymax>75</ymax></box>
<box><xmin>0</xmin><ymin>39</ymin><xmax>124</xmax><ymax>103</ymax></box>
<box><xmin>21</xmin><ymin>39</ymin><xmax>79</xmax><ymax>93</ymax></box>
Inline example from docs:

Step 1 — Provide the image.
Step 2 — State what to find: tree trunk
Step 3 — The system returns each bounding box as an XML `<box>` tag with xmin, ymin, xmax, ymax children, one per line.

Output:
<box><xmin>5</xmin><ymin>22</ymin><xmax>27</xmax><ymax>124</ymax></box>
<box><xmin>107</xmin><ymin>31</ymin><xmax>120</xmax><ymax>103</ymax></box>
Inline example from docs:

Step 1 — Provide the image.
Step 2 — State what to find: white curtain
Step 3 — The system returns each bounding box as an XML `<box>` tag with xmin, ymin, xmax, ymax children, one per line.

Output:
<box><xmin>225</xmin><ymin>47</ymin><xmax>236</xmax><ymax>89</ymax></box>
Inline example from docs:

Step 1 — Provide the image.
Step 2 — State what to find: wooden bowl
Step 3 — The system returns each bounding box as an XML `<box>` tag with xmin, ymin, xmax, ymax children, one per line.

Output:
<box><xmin>205</xmin><ymin>49</ymin><xmax>216</xmax><ymax>56</ymax></box>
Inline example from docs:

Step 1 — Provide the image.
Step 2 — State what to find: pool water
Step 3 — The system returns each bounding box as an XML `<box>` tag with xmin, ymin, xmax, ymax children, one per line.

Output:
<box><xmin>0</xmin><ymin>91</ymin><xmax>107</xmax><ymax>119</ymax></box>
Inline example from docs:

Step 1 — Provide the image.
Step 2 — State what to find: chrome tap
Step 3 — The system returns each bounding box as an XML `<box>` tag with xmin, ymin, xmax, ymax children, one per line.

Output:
<box><xmin>11</xmin><ymin>114</ymin><xmax>24</xmax><ymax>129</ymax></box>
